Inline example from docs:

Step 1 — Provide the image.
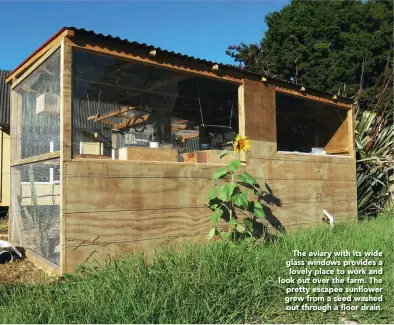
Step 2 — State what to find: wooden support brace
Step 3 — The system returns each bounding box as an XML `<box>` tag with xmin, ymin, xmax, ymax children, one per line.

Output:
<box><xmin>88</xmin><ymin>106</ymin><xmax>136</xmax><ymax>123</ymax></box>
<box><xmin>112</xmin><ymin>114</ymin><xmax>150</xmax><ymax>130</ymax></box>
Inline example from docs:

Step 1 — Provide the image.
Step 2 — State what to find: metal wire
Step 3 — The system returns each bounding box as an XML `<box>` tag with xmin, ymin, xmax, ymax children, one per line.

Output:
<box><xmin>10</xmin><ymin>160</ymin><xmax>60</xmax><ymax>266</ymax></box>
<box><xmin>12</xmin><ymin>49</ymin><xmax>61</xmax><ymax>160</ymax></box>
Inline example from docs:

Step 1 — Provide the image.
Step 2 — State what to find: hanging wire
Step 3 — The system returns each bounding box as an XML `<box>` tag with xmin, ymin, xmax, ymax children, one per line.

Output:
<box><xmin>197</xmin><ymin>84</ymin><xmax>204</xmax><ymax>126</ymax></box>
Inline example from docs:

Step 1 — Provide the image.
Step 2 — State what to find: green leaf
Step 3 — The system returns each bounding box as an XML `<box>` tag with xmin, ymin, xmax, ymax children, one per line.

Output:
<box><xmin>207</xmin><ymin>227</ymin><xmax>216</xmax><ymax>240</ymax></box>
<box><xmin>212</xmin><ymin>167</ymin><xmax>228</xmax><ymax>180</ymax></box>
<box><xmin>228</xmin><ymin>218</ymin><xmax>237</xmax><ymax>225</ymax></box>
<box><xmin>218</xmin><ymin>183</ymin><xmax>236</xmax><ymax>201</ymax></box>
<box><xmin>248</xmin><ymin>201</ymin><xmax>265</xmax><ymax>218</ymax></box>
<box><xmin>209</xmin><ymin>203</ymin><xmax>219</xmax><ymax>210</ymax></box>
<box><xmin>244</xmin><ymin>218</ymin><xmax>253</xmax><ymax>233</ymax></box>
<box><xmin>254</xmin><ymin>207</ymin><xmax>266</xmax><ymax>218</ymax></box>
<box><xmin>236</xmin><ymin>224</ymin><xmax>246</xmax><ymax>233</ymax></box>
<box><xmin>206</xmin><ymin>187</ymin><xmax>216</xmax><ymax>201</ymax></box>
<box><xmin>232</xmin><ymin>191</ymin><xmax>248</xmax><ymax>209</ymax></box>
<box><xmin>222</xmin><ymin>231</ymin><xmax>232</xmax><ymax>239</ymax></box>
<box><xmin>210</xmin><ymin>208</ymin><xmax>223</xmax><ymax>224</ymax></box>
<box><xmin>220</xmin><ymin>150</ymin><xmax>231</xmax><ymax>159</ymax></box>
<box><xmin>227</xmin><ymin>159</ymin><xmax>241</xmax><ymax>172</ymax></box>
<box><xmin>253</xmin><ymin>201</ymin><xmax>263</xmax><ymax>209</ymax></box>
<box><xmin>238</xmin><ymin>172</ymin><xmax>257</xmax><ymax>185</ymax></box>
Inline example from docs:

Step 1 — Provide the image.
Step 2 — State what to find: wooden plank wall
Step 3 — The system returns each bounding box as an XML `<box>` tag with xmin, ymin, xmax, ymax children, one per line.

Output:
<box><xmin>63</xmin><ymin>160</ymin><xmax>220</xmax><ymax>272</ymax></box>
<box><xmin>64</xmin><ymin>79</ymin><xmax>357</xmax><ymax>273</ymax></box>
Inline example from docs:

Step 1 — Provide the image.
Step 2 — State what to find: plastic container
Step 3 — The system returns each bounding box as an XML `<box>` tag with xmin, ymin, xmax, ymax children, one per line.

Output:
<box><xmin>311</xmin><ymin>147</ymin><xmax>326</xmax><ymax>154</ymax></box>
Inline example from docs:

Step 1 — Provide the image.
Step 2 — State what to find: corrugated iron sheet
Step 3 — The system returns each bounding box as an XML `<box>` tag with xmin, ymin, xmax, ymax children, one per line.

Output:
<box><xmin>65</xmin><ymin>27</ymin><xmax>353</xmax><ymax>103</ymax></box>
<box><xmin>0</xmin><ymin>69</ymin><xmax>10</xmax><ymax>125</ymax></box>
<box><xmin>6</xmin><ymin>26</ymin><xmax>353</xmax><ymax>104</ymax></box>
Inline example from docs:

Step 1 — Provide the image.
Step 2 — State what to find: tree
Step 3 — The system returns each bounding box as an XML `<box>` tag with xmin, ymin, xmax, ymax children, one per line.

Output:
<box><xmin>227</xmin><ymin>0</ymin><xmax>393</xmax><ymax>109</ymax></box>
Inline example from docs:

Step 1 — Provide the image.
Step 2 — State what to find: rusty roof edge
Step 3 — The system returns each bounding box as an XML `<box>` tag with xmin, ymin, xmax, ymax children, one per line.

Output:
<box><xmin>7</xmin><ymin>26</ymin><xmax>354</xmax><ymax>104</ymax></box>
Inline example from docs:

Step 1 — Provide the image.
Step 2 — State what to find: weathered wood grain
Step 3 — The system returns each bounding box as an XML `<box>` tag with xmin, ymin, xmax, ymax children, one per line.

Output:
<box><xmin>243</xmin><ymin>80</ymin><xmax>276</xmax><ymax>142</ymax></box>
<box><xmin>65</xmin><ymin>207</ymin><xmax>212</xmax><ymax>246</ymax></box>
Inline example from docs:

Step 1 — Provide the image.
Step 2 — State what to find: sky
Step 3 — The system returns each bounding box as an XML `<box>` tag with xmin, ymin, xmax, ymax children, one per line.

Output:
<box><xmin>0</xmin><ymin>1</ymin><xmax>288</xmax><ymax>72</ymax></box>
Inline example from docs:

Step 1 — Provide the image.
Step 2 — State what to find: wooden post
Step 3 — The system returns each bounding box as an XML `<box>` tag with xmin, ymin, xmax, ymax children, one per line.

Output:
<box><xmin>238</xmin><ymin>83</ymin><xmax>246</xmax><ymax>162</ymax></box>
<box><xmin>60</xmin><ymin>36</ymin><xmax>73</xmax><ymax>274</ymax></box>
<box><xmin>9</xmin><ymin>91</ymin><xmax>22</xmax><ymax>243</ymax></box>
<box><xmin>348</xmin><ymin>104</ymin><xmax>356</xmax><ymax>158</ymax></box>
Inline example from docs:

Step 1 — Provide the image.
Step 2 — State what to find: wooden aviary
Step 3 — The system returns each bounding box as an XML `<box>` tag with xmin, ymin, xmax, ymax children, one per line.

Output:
<box><xmin>6</xmin><ymin>27</ymin><xmax>357</xmax><ymax>275</ymax></box>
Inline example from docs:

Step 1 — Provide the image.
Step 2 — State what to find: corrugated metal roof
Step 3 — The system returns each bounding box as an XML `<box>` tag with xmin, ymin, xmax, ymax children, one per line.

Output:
<box><xmin>66</xmin><ymin>27</ymin><xmax>353</xmax><ymax>103</ymax></box>
<box><xmin>6</xmin><ymin>26</ymin><xmax>353</xmax><ymax>104</ymax></box>
<box><xmin>66</xmin><ymin>27</ymin><xmax>250</xmax><ymax>76</ymax></box>
<box><xmin>0</xmin><ymin>69</ymin><xmax>10</xmax><ymax>125</ymax></box>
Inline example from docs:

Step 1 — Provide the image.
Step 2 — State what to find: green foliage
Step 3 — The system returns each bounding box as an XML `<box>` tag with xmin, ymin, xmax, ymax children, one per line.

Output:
<box><xmin>212</xmin><ymin>167</ymin><xmax>228</xmax><ymax>180</ymax></box>
<box><xmin>206</xmin><ymin>151</ymin><xmax>266</xmax><ymax>241</ymax></box>
<box><xmin>0</xmin><ymin>216</ymin><xmax>393</xmax><ymax>324</ymax></box>
<box><xmin>356</xmin><ymin>110</ymin><xmax>394</xmax><ymax>217</ymax></box>
<box><xmin>227</xmin><ymin>0</ymin><xmax>393</xmax><ymax>109</ymax></box>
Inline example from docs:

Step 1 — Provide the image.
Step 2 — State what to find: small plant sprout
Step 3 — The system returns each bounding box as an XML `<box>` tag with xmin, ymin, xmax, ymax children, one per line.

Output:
<box><xmin>206</xmin><ymin>135</ymin><xmax>266</xmax><ymax>241</ymax></box>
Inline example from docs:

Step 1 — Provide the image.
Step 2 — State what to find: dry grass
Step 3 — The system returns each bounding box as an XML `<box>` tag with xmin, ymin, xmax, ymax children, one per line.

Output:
<box><xmin>0</xmin><ymin>259</ymin><xmax>51</xmax><ymax>285</ymax></box>
<box><xmin>0</xmin><ymin>216</ymin><xmax>52</xmax><ymax>285</ymax></box>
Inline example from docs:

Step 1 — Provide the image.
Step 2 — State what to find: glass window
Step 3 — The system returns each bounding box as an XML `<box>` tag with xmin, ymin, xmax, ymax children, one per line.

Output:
<box><xmin>276</xmin><ymin>92</ymin><xmax>350</xmax><ymax>155</ymax></box>
<box><xmin>71</xmin><ymin>49</ymin><xmax>239</xmax><ymax>163</ymax></box>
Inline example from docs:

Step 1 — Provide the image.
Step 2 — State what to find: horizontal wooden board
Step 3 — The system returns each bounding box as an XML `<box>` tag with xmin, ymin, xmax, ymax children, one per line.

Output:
<box><xmin>249</xmin><ymin>150</ymin><xmax>354</xmax><ymax>165</ymax></box>
<box><xmin>64</xmin><ymin>176</ymin><xmax>217</xmax><ymax>212</ymax></box>
<box><xmin>65</xmin><ymin>175</ymin><xmax>355</xmax><ymax>212</ymax></box>
<box><xmin>64</xmin><ymin>199</ymin><xmax>357</xmax><ymax>247</ymax></box>
<box><xmin>63</xmin><ymin>199</ymin><xmax>356</xmax><ymax>272</ymax></box>
<box><xmin>65</xmin><ymin>207</ymin><xmax>212</xmax><ymax>246</ymax></box>
<box><xmin>64</xmin><ymin>159</ymin><xmax>356</xmax><ymax>213</ymax></box>
<box><xmin>119</xmin><ymin>146</ymin><xmax>178</xmax><ymax>162</ymax></box>
<box><xmin>64</xmin><ymin>234</ymin><xmax>205</xmax><ymax>273</ymax></box>
<box><xmin>66</xmin><ymin>160</ymin><xmax>224</xmax><ymax>179</ymax></box>
<box><xmin>247</xmin><ymin>157</ymin><xmax>356</xmax><ymax>181</ymax></box>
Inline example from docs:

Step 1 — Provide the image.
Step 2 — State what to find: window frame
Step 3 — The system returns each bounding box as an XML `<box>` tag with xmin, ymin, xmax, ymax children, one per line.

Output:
<box><xmin>274</xmin><ymin>89</ymin><xmax>353</xmax><ymax>158</ymax></box>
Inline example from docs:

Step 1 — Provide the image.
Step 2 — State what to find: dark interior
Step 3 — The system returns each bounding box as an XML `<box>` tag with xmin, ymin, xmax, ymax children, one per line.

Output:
<box><xmin>276</xmin><ymin>93</ymin><xmax>348</xmax><ymax>154</ymax></box>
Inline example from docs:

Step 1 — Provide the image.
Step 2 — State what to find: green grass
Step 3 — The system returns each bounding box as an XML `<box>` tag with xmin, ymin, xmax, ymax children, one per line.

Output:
<box><xmin>0</xmin><ymin>215</ymin><xmax>393</xmax><ymax>324</ymax></box>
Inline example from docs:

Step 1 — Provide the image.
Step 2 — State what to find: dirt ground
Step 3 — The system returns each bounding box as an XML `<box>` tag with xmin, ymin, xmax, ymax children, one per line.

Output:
<box><xmin>0</xmin><ymin>217</ymin><xmax>50</xmax><ymax>285</ymax></box>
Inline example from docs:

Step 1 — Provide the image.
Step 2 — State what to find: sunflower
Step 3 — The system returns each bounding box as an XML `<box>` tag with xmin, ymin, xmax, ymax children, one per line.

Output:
<box><xmin>233</xmin><ymin>135</ymin><xmax>250</xmax><ymax>153</ymax></box>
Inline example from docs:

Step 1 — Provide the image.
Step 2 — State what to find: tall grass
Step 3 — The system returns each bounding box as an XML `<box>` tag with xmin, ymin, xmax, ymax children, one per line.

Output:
<box><xmin>0</xmin><ymin>216</ymin><xmax>393</xmax><ymax>324</ymax></box>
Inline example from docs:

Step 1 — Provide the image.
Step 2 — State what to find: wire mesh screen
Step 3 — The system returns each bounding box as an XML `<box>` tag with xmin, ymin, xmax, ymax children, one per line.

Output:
<box><xmin>10</xmin><ymin>179</ymin><xmax>20</xmax><ymax>245</ymax></box>
<box><xmin>10</xmin><ymin>159</ymin><xmax>61</xmax><ymax>266</ymax></box>
<box><xmin>12</xmin><ymin>49</ymin><xmax>61</xmax><ymax>160</ymax></box>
